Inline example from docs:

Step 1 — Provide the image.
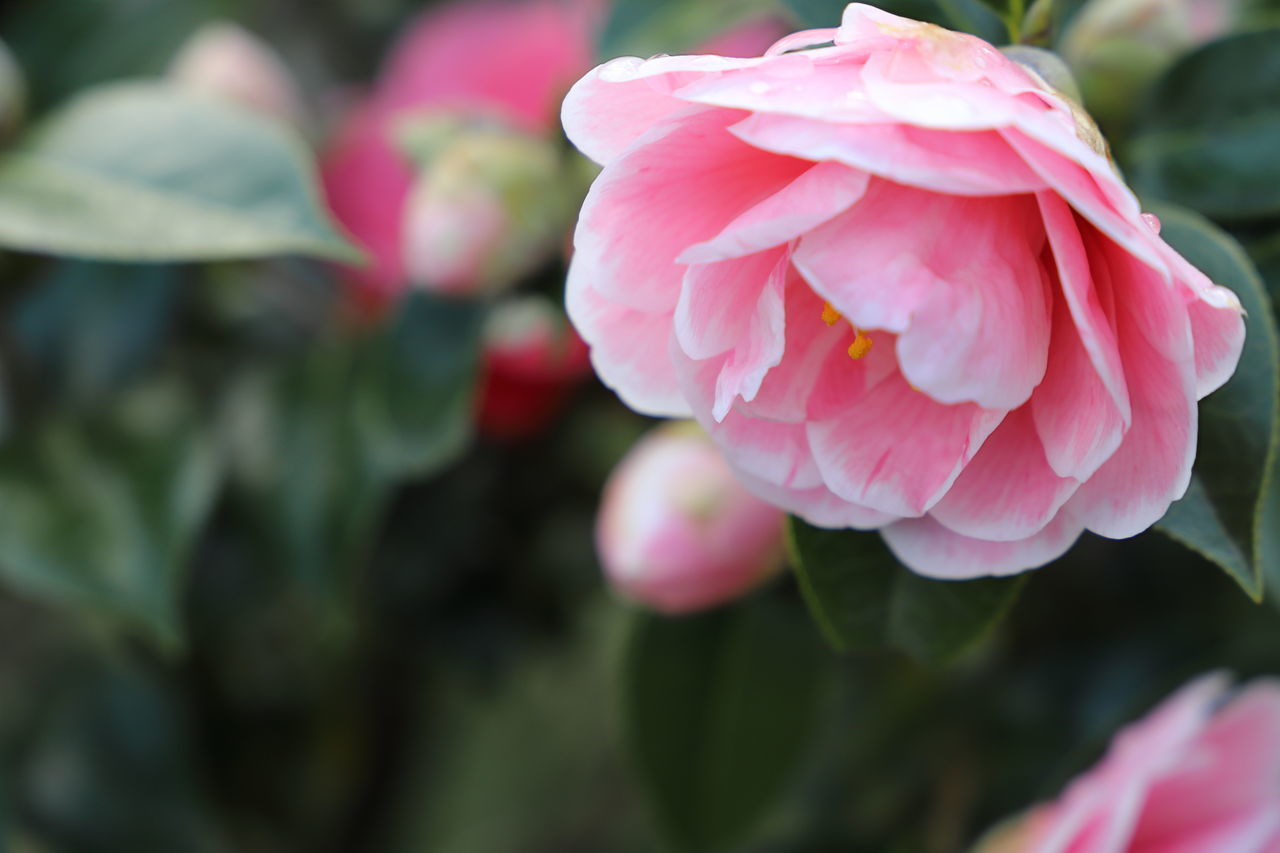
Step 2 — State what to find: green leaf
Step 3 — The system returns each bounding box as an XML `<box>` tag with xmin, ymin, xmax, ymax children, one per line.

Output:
<box><xmin>355</xmin><ymin>292</ymin><xmax>485</xmax><ymax>479</ymax></box>
<box><xmin>0</xmin><ymin>382</ymin><xmax>221</xmax><ymax>650</ymax></box>
<box><xmin>226</xmin><ymin>293</ymin><xmax>483</xmax><ymax>586</ymax></box>
<box><xmin>623</xmin><ymin>596</ymin><xmax>829</xmax><ymax>852</ymax></box>
<box><xmin>0</xmin><ymin>83</ymin><xmax>358</xmax><ymax>262</ymax></box>
<box><xmin>14</xmin><ymin>261</ymin><xmax>182</xmax><ymax>408</ymax></box>
<box><xmin>787</xmin><ymin>519</ymin><xmax>1026</xmax><ymax>663</ymax></box>
<box><xmin>1151</xmin><ymin>202</ymin><xmax>1279</xmax><ymax>602</ymax></box>
<box><xmin>1128</xmin><ymin>29</ymin><xmax>1280</xmax><ymax>221</ymax></box>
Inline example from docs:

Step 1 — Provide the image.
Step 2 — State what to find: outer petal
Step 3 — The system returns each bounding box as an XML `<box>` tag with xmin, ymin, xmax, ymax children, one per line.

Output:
<box><xmin>733</xmin><ymin>467</ymin><xmax>895</xmax><ymax>530</ymax></box>
<box><xmin>930</xmin><ymin>406</ymin><xmax>1081</xmax><ymax>542</ymax></box>
<box><xmin>880</xmin><ymin>510</ymin><xmax>1084</xmax><ymax>579</ymax></box>
<box><xmin>572</xmin><ymin>105</ymin><xmax>809</xmax><ymax>312</ymax></box>
<box><xmin>565</xmin><ymin>264</ymin><xmax>688</xmax><ymax>417</ymax></box>
<box><xmin>729</xmin><ymin>114</ymin><xmax>1046</xmax><ymax>196</ymax></box>
<box><xmin>1065</xmin><ymin>232</ymin><xmax>1197</xmax><ymax>539</ymax></box>
<box><xmin>562</xmin><ymin>52</ymin><xmax>795</xmax><ymax>165</ymax></box>
<box><xmin>1154</xmin><ymin>238</ymin><xmax>1247</xmax><ymax>400</ymax></box>
<box><xmin>380</xmin><ymin>0</ymin><xmax>600</xmax><ymax>133</ymax></box>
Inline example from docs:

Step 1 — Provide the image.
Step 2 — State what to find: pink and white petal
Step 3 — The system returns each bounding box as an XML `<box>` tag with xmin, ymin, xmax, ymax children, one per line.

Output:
<box><xmin>733</xmin><ymin>467</ymin><xmax>895</xmax><ymax>530</ymax></box>
<box><xmin>1005</xmin><ymin>130</ymin><xmax>1167</xmax><ymax>276</ymax></box>
<box><xmin>562</xmin><ymin>52</ymin><xmax>789</xmax><ymax>164</ymax></box>
<box><xmin>1031</xmin><ymin>280</ymin><xmax>1129</xmax><ymax>482</ymax></box>
<box><xmin>1064</xmin><ymin>245</ymin><xmax>1198</xmax><ymax>539</ymax></box>
<box><xmin>729</xmin><ymin>114</ymin><xmax>1046</xmax><ymax>196</ymax></box>
<box><xmin>880</xmin><ymin>510</ymin><xmax>1084</xmax><ymax>579</ymax></box>
<box><xmin>712</xmin><ymin>253</ymin><xmax>789</xmax><ymax>419</ymax></box>
<box><xmin>674</xmin><ymin>57</ymin><xmax>890</xmax><ymax>124</ymax></box>
<box><xmin>793</xmin><ymin>180</ymin><xmax>950</xmax><ymax>334</ymax></box>
<box><xmin>807</xmin><ymin>370</ymin><xmax>1006</xmax><ymax>517</ymax></box>
<box><xmin>574</xmin><ymin>105</ymin><xmax>809</xmax><ymax>312</ymax></box>
<box><xmin>858</xmin><ymin>48</ymin><xmax>1027</xmax><ymax>131</ymax></box>
<box><xmin>742</xmin><ymin>275</ymin><xmax>848</xmax><ymax>423</ymax></box>
<box><xmin>1185</xmin><ymin>296</ymin><xmax>1247</xmax><ymax>400</ymax></box>
<box><xmin>566</xmin><ymin>266</ymin><xmax>688</xmax><ymax>417</ymax></box>
<box><xmin>895</xmin><ymin>195</ymin><xmax>1051</xmax><ymax>410</ymax></box>
<box><xmin>678</xmin><ymin>161</ymin><xmax>870</xmax><ymax>264</ymax></box>
<box><xmin>1037</xmin><ymin>193</ymin><xmax>1131</xmax><ymax>419</ymax></box>
<box><xmin>674</xmin><ymin>248</ymin><xmax>785</xmax><ymax>359</ymax></box>
<box><xmin>930</xmin><ymin>406</ymin><xmax>1081</xmax><ymax>542</ymax></box>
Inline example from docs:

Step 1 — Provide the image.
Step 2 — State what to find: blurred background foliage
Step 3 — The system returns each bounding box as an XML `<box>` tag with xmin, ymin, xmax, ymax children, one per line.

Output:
<box><xmin>0</xmin><ymin>0</ymin><xmax>1277</xmax><ymax>851</ymax></box>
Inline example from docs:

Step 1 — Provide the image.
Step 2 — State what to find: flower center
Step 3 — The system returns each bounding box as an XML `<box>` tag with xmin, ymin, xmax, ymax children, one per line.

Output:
<box><xmin>821</xmin><ymin>302</ymin><xmax>874</xmax><ymax>360</ymax></box>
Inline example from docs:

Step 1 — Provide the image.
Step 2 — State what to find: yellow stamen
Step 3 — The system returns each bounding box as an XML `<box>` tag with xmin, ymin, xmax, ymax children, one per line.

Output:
<box><xmin>821</xmin><ymin>302</ymin><xmax>843</xmax><ymax>326</ymax></box>
<box><xmin>847</xmin><ymin>331</ymin><xmax>874</xmax><ymax>360</ymax></box>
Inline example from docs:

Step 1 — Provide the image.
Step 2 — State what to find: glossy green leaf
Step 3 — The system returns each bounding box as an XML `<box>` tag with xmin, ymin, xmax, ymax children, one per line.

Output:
<box><xmin>1152</xmin><ymin>203</ymin><xmax>1280</xmax><ymax>602</ymax></box>
<box><xmin>0</xmin><ymin>383</ymin><xmax>220</xmax><ymax>649</ymax></box>
<box><xmin>0</xmin><ymin>83</ymin><xmax>358</xmax><ymax>262</ymax></box>
<box><xmin>1129</xmin><ymin>30</ymin><xmax>1280</xmax><ymax>221</ymax></box>
<box><xmin>787</xmin><ymin>519</ymin><xmax>1026</xmax><ymax>663</ymax></box>
<box><xmin>623</xmin><ymin>596</ymin><xmax>829</xmax><ymax>852</ymax></box>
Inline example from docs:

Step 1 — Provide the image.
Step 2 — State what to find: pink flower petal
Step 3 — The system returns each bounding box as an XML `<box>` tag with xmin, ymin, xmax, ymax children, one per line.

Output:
<box><xmin>1065</xmin><ymin>235</ymin><xmax>1198</xmax><ymax>539</ymax></box>
<box><xmin>572</xmin><ymin>105</ymin><xmax>809</xmax><ymax>312</ymax></box>
<box><xmin>807</xmin><ymin>370</ymin><xmax>1005</xmax><ymax>517</ymax></box>
<box><xmin>678</xmin><ymin>160</ymin><xmax>870</xmax><ymax>264</ymax></box>
<box><xmin>880</xmin><ymin>510</ymin><xmax>1084</xmax><ymax>579</ymax></box>
<box><xmin>565</xmin><ymin>264</ymin><xmax>688</xmax><ymax>417</ymax></box>
<box><xmin>733</xmin><ymin>467</ymin><xmax>895</xmax><ymax>529</ymax></box>
<box><xmin>930</xmin><ymin>406</ymin><xmax>1081</xmax><ymax>542</ymax></box>
<box><xmin>730</xmin><ymin>114</ymin><xmax>1046</xmax><ymax>196</ymax></box>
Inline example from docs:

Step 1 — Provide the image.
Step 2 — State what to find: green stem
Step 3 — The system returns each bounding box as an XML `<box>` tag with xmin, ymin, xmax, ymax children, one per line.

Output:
<box><xmin>1004</xmin><ymin>0</ymin><xmax>1026</xmax><ymax>44</ymax></box>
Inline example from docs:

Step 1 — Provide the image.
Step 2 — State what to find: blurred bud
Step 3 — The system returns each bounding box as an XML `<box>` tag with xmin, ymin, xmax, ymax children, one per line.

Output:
<box><xmin>399</xmin><ymin>121</ymin><xmax>572</xmax><ymax>297</ymax></box>
<box><xmin>597</xmin><ymin>423</ymin><xmax>785</xmax><ymax>614</ymax></box>
<box><xmin>0</xmin><ymin>38</ymin><xmax>25</xmax><ymax>139</ymax></box>
<box><xmin>1061</xmin><ymin>0</ymin><xmax>1242</xmax><ymax>127</ymax></box>
<box><xmin>169</xmin><ymin>23</ymin><xmax>303</xmax><ymax>123</ymax></box>
<box><xmin>478</xmin><ymin>294</ymin><xmax>591</xmax><ymax>441</ymax></box>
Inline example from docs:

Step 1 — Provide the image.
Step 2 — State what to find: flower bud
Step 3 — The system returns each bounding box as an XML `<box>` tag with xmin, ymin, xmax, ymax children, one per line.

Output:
<box><xmin>0</xmin><ymin>38</ymin><xmax>25</xmax><ymax>140</ymax></box>
<box><xmin>400</xmin><ymin>123</ymin><xmax>572</xmax><ymax>297</ymax></box>
<box><xmin>477</xmin><ymin>295</ymin><xmax>591</xmax><ymax>441</ymax></box>
<box><xmin>169</xmin><ymin>23</ymin><xmax>303</xmax><ymax>123</ymax></box>
<box><xmin>597</xmin><ymin>423</ymin><xmax>785</xmax><ymax>614</ymax></box>
<box><xmin>1061</xmin><ymin>0</ymin><xmax>1241</xmax><ymax>127</ymax></box>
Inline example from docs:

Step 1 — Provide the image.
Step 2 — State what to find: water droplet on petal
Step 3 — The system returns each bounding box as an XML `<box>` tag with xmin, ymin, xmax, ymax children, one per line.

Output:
<box><xmin>1141</xmin><ymin>213</ymin><xmax>1161</xmax><ymax>234</ymax></box>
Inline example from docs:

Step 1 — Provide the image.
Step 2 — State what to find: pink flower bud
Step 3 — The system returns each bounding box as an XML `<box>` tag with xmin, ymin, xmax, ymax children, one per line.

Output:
<box><xmin>169</xmin><ymin>23</ymin><xmax>303</xmax><ymax>123</ymax></box>
<box><xmin>400</xmin><ymin>125</ymin><xmax>571</xmax><ymax>296</ymax></box>
<box><xmin>597</xmin><ymin>423</ymin><xmax>786</xmax><ymax>614</ymax></box>
<box><xmin>477</xmin><ymin>295</ymin><xmax>591</xmax><ymax>441</ymax></box>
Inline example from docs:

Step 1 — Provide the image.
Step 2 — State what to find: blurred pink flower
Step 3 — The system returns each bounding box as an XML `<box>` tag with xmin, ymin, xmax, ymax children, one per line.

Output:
<box><xmin>321</xmin><ymin>0</ymin><xmax>602</xmax><ymax>307</ymax></box>
<box><xmin>597</xmin><ymin>422</ymin><xmax>785</xmax><ymax>613</ymax></box>
<box><xmin>169</xmin><ymin>23</ymin><xmax>302</xmax><ymax>122</ymax></box>
<box><xmin>982</xmin><ymin>674</ymin><xmax>1280</xmax><ymax>852</ymax></box>
<box><xmin>477</xmin><ymin>295</ymin><xmax>591</xmax><ymax>441</ymax></box>
<box><xmin>561</xmin><ymin>3</ymin><xmax>1245</xmax><ymax>578</ymax></box>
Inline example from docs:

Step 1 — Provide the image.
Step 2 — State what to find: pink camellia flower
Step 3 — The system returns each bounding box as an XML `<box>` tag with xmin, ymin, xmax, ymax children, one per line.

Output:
<box><xmin>477</xmin><ymin>294</ymin><xmax>592</xmax><ymax>441</ymax></box>
<box><xmin>169</xmin><ymin>23</ymin><xmax>303</xmax><ymax>122</ymax></box>
<box><xmin>562</xmin><ymin>3</ymin><xmax>1245</xmax><ymax>578</ymax></box>
<box><xmin>598</xmin><ymin>422</ymin><xmax>786</xmax><ymax>613</ymax></box>
<box><xmin>977</xmin><ymin>674</ymin><xmax>1280</xmax><ymax>852</ymax></box>
<box><xmin>321</xmin><ymin>0</ymin><xmax>602</xmax><ymax>307</ymax></box>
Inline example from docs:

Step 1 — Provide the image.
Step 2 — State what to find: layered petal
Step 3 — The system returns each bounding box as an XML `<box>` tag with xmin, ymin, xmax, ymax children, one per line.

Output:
<box><xmin>881</xmin><ymin>510</ymin><xmax>1084</xmax><ymax>579</ymax></box>
<box><xmin>573</xmin><ymin>105</ymin><xmax>809</xmax><ymax>312</ymax></box>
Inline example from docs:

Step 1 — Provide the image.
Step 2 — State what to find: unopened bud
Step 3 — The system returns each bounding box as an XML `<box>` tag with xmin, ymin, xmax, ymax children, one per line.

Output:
<box><xmin>169</xmin><ymin>23</ymin><xmax>303</xmax><ymax>123</ymax></box>
<box><xmin>400</xmin><ymin>123</ymin><xmax>571</xmax><ymax>296</ymax></box>
<box><xmin>597</xmin><ymin>423</ymin><xmax>785</xmax><ymax>614</ymax></box>
<box><xmin>1061</xmin><ymin>0</ymin><xmax>1242</xmax><ymax>127</ymax></box>
<box><xmin>478</xmin><ymin>295</ymin><xmax>590</xmax><ymax>440</ymax></box>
